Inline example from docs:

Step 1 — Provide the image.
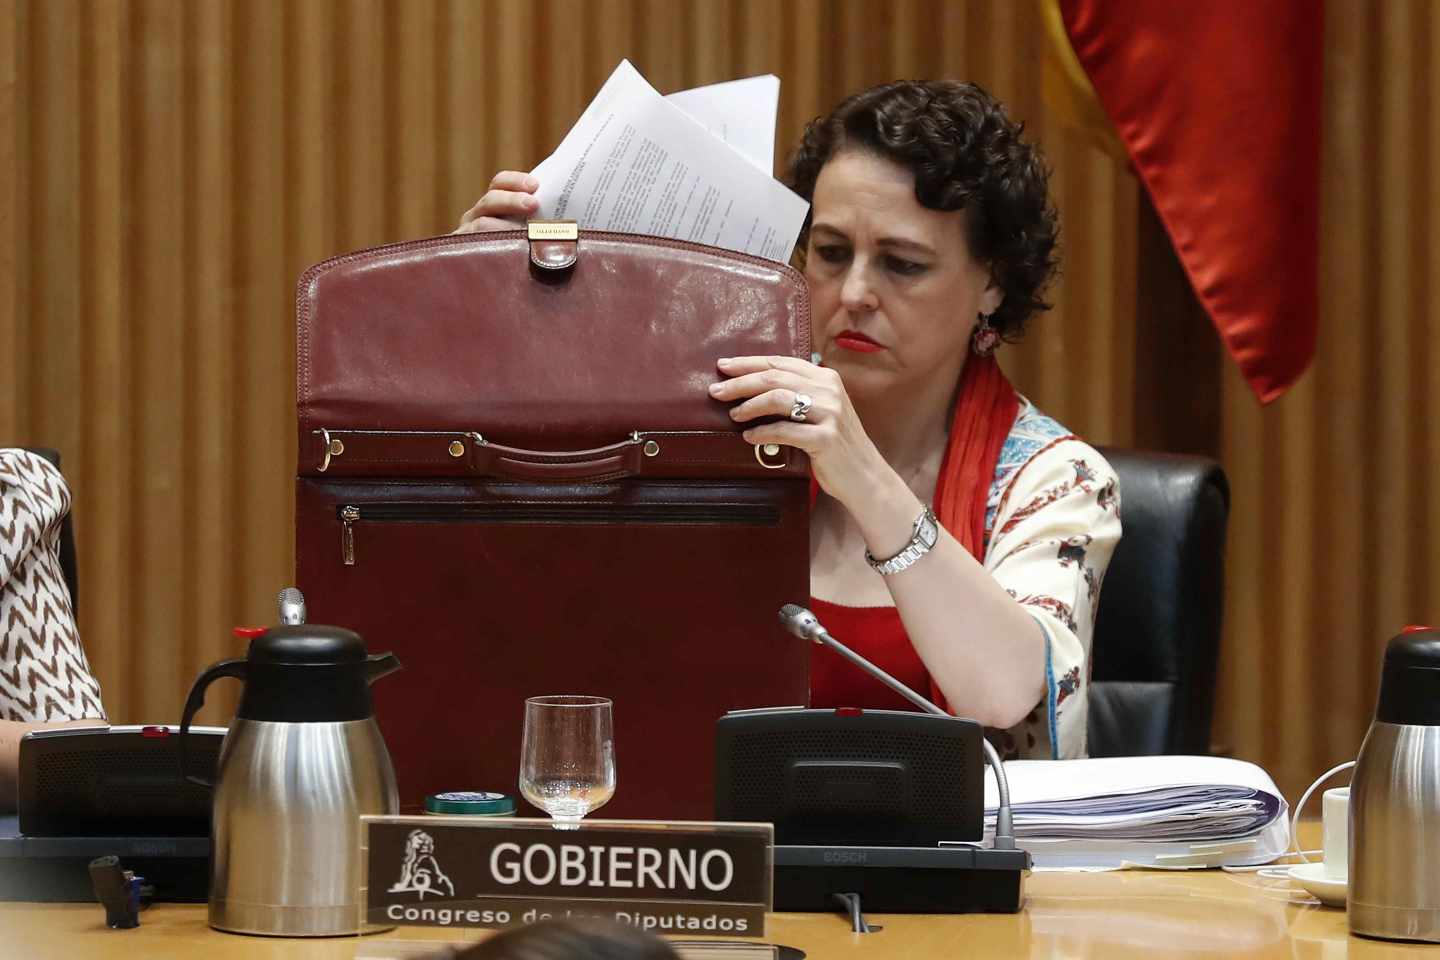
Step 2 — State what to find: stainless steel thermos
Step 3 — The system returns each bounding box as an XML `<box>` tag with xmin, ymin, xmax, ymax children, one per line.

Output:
<box><xmin>179</xmin><ymin>625</ymin><xmax>401</xmax><ymax>936</ymax></box>
<box><xmin>1350</xmin><ymin>626</ymin><xmax>1440</xmax><ymax>941</ymax></box>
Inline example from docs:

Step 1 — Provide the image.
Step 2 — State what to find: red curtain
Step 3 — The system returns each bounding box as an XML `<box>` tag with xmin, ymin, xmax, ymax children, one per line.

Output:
<box><xmin>1060</xmin><ymin>1</ymin><xmax>1324</xmax><ymax>403</ymax></box>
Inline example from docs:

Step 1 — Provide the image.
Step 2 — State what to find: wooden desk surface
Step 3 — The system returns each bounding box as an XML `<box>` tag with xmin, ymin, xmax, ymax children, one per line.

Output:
<box><xmin>6</xmin><ymin>868</ymin><xmax>1437</xmax><ymax>959</ymax></box>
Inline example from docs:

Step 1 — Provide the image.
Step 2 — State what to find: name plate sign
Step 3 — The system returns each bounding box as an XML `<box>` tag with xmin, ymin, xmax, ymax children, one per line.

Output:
<box><xmin>363</xmin><ymin>816</ymin><xmax>772</xmax><ymax>938</ymax></box>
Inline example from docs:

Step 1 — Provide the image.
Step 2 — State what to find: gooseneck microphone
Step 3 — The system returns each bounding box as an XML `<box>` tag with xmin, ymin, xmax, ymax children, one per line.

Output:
<box><xmin>778</xmin><ymin>603</ymin><xmax>1017</xmax><ymax>850</ymax></box>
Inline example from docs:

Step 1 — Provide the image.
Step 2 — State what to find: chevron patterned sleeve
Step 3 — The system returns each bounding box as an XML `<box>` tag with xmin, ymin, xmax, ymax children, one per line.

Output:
<box><xmin>0</xmin><ymin>450</ymin><xmax>107</xmax><ymax>723</ymax></box>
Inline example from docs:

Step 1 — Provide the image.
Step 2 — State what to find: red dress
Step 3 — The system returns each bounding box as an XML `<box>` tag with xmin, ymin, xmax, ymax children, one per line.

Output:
<box><xmin>807</xmin><ymin>597</ymin><xmax>931</xmax><ymax>713</ymax></box>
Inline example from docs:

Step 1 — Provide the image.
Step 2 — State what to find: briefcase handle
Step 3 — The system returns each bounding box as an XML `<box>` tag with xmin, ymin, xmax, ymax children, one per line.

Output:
<box><xmin>475</xmin><ymin>436</ymin><xmax>642</xmax><ymax>481</ymax></box>
<box><xmin>307</xmin><ymin>427</ymin><xmax>799</xmax><ymax>479</ymax></box>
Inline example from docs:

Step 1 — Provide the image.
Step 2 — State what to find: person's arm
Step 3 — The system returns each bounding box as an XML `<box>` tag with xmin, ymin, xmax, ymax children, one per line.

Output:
<box><xmin>715</xmin><ymin>357</ymin><xmax>1120</xmax><ymax>731</ymax></box>
<box><xmin>844</xmin><ymin>471</ymin><xmax>1048</xmax><ymax>728</ymax></box>
<box><xmin>716</xmin><ymin>357</ymin><xmax>1046</xmax><ymax>726</ymax></box>
<box><xmin>846</xmin><ymin>440</ymin><xmax>1120</xmax><ymax>734</ymax></box>
<box><xmin>0</xmin><ymin>718</ymin><xmax>108</xmax><ymax>813</ymax></box>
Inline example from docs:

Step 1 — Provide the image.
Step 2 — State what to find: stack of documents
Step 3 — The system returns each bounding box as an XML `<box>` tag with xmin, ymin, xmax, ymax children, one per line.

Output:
<box><xmin>530</xmin><ymin>60</ymin><xmax>809</xmax><ymax>262</ymax></box>
<box><xmin>982</xmin><ymin>756</ymin><xmax>1291</xmax><ymax>869</ymax></box>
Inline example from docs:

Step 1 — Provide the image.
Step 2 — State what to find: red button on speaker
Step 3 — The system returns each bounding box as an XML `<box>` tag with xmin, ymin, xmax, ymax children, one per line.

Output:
<box><xmin>141</xmin><ymin>725</ymin><xmax>170</xmax><ymax>738</ymax></box>
<box><xmin>835</xmin><ymin>707</ymin><xmax>864</xmax><ymax>717</ymax></box>
<box><xmin>232</xmin><ymin>626</ymin><xmax>267</xmax><ymax>640</ymax></box>
<box><xmin>1402</xmin><ymin>625</ymin><xmax>1434</xmax><ymax>635</ymax></box>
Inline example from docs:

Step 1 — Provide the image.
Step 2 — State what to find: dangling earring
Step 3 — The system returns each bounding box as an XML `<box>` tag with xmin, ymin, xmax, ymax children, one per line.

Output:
<box><xmin>972</xmin><ymin>312</ymin><xmax>1000</xmax><ymax>357</ymax></box>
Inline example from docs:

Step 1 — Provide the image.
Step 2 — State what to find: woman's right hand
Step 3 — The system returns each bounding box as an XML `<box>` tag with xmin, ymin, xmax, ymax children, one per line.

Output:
<box><xmin>453</xmin><ymin>171</ymin><xmax>541</xmax><ymax>233</ymax></box>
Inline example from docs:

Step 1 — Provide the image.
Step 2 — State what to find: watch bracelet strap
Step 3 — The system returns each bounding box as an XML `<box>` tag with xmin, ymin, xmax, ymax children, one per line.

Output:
<box><xmin>864</xmin><ymin>506</ymin><xmax>937</xmax><ymax>576</ymax></box>
<box><xmin>868</xmin><ymin>542</ymin><xmax>927</xmax><ymax>576</ymax></box>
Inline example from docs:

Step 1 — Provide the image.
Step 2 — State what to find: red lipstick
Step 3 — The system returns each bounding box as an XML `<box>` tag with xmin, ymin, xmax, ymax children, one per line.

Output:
<box><xmin>833</xmin><ymin>330</ymin><xmax>885</xmax><ymax>353</ymax></box>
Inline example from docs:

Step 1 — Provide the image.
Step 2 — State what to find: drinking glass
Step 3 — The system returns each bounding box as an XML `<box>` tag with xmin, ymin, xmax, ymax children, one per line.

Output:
<box><xmin>519</xmin><ymin>695</ymin><xmax>615</xmax><ymax>829</ymax></box>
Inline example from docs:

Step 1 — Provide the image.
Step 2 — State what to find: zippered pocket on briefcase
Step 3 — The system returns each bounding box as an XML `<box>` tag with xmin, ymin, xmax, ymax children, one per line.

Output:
<box><xmin>335</xmin><ymin>500</ymin><xmax>780</xmax><ymax>566</ymax></box>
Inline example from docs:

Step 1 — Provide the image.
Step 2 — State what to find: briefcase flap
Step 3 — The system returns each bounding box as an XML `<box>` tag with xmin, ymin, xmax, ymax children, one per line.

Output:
<box><xmin>297</xmin><ymin>229</ymin><xmax>811</xmax><ymax>479</ymax></box>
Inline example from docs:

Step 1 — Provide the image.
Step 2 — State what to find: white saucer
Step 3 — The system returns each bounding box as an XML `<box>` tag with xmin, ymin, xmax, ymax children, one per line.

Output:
<box><xmin>1289</xmin><ymin>862</ymin><xmax>1347</xmax><ymax>908</ymax></box>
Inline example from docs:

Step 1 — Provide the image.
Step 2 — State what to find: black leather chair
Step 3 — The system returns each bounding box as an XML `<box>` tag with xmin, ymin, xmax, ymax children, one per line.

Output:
<box><xmin>14</xmin><ymin>447</ymin><xmax>80</xmax><ymax>617</ymax></box>
<box><xmin>1088</xmin><ymin>449</ymin><xmax>1229</xmax><ymax>756</ymax></box>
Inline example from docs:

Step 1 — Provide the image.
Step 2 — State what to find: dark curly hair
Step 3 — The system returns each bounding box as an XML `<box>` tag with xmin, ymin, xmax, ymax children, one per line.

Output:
<box><xmin>787</xmin><ymin>80</ymin><xmax>1059</xmax><ymax>341</ymax></box>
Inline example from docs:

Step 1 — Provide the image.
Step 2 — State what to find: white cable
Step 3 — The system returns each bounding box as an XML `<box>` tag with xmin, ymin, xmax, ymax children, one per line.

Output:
<box><xmin>1221</xmin><ymin>851</ymin><xmax>1323</xmax><ymax>874</ymax></box>
<box><xmin>1222</xmin><ymin>871</ymin><xmax>1319</xmax><ymax>903</ymax></box>
<box><xmin>1290</xmin><ymin>760</ymin><xmax>1355</xmax><ymax>864</ymax></box>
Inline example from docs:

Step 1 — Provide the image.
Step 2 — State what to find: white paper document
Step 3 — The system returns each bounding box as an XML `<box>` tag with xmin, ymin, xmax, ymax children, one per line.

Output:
<box><xmin>981</xmin><ymin>756</ymin><xmax>1292</xmax><ymax>870</ymax></box>
<box><xmin>530</xmin><ymin>61</ymin><xmax>808</xmax><ymax>262</ymax></box>
<box><xmin>663</xmin><ymin>74</ymin><xmax>779</xmax><ymax>173</ymax></box>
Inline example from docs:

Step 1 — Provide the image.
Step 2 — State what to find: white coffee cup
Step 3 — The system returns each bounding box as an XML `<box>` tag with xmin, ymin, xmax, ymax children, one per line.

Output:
<box><xmin>1323</xmin><ymin>786</ymin><xmax>1349</xmax><ymax>880</ymax></box>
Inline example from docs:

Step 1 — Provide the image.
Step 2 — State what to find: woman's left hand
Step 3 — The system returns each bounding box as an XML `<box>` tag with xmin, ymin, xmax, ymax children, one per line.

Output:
<box><xmin>709</xmin><ymin>355</ymin><xmax>885</xmax><ymax>507</ymax></box>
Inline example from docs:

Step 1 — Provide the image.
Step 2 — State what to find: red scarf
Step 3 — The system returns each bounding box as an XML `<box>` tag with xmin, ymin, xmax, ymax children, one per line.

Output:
<box><xmin>810</xmin><ymin>353</ymin><xmax>1019</xmax><ymax>556</ymax></box>
<box><xmin>932</xmin><ymin>353</ymin><xmax>1019</xmax><ymax>555</ymax></box>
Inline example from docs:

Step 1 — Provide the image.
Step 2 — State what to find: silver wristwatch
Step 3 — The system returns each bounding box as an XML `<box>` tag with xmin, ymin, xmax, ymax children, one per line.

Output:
<box><xmin>865</xmin><ymin>506</ymin><xmax>940</xmax><ymax>576</ymax></box>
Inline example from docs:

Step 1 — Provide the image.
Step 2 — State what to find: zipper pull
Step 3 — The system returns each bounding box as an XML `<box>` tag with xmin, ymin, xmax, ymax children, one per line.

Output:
<box><xmin>340</xmin><ymin>505</ymin><xmax>360</xmax><ymax>566</ymax></box>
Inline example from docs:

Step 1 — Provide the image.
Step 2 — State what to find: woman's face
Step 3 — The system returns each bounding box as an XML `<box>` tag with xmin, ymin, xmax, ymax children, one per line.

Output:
<box><xmin>804</xmin><ymin>150</ymin><xmax>1002</xmax><ymax>403</ymax></box>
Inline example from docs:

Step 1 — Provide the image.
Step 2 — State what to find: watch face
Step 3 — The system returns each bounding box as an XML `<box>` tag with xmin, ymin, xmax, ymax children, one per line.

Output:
<box><xmin>919</xmin><ymin>510</ymin><xmax>940</xmax><ymax>548</ymax></box>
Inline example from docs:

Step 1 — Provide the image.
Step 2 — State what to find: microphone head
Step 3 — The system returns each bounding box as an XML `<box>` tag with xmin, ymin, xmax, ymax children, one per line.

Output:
<box><xmin>778</xmin><ymin>603</ymin><xmax>822</xmax><ymax>642</ymax></box>
<box><xmin>277</xmin><ymin>587</ymin><xmax>307</xmax><ymax>625</ymax></box>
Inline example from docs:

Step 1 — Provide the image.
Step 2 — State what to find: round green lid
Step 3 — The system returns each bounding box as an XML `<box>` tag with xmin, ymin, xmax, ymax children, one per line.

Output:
<box><xmin>424</xmin><ymin>791</ymin><xmax>516</xmax><ymax>815</ymax></box>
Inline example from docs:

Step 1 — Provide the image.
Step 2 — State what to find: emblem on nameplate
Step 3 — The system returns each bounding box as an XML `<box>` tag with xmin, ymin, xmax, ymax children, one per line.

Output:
<box><xmin>387</xmin><ymin>828</ymin><xmax>455</xmax><ymax>901</ymax></box>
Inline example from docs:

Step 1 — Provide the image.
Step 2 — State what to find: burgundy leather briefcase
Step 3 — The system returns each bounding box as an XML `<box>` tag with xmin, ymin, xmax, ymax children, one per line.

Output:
<box><xmin>295</xmin><ymin>227</ymin><xmax>811</xmax><ymax>820</ymax></box>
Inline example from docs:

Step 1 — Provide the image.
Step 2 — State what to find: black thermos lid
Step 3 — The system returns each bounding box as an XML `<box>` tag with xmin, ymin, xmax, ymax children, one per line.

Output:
<box><xmin>1376</xmin><ymin>627</ymin><xmax>1440</xmax><ymax>725</ymax></box>
<box><xmin>237</xmin><ymin>625</ymin><xmax>395</xmax><ymax>723</ymax></box>
<box><xmin>247</xmin><ymin>624</ymin><xmax>369</xmax><ymax>666</ymax></box>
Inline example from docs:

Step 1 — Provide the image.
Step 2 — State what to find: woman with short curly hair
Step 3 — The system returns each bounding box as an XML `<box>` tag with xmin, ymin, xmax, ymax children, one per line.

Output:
<box><xmin>457</xmin><ymin>80</ymin><xmax>1120</xmax><ymax>760</ymax></box>
<box><xmin>786</xmin><ymin>81</ymin><xmax>1059</xmax><ymax>343</ymax></box>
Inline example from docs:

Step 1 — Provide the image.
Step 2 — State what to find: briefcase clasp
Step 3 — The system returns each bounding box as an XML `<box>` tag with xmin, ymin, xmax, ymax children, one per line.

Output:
<box><xmin>754</xmin><ymin>443</ymin><xmax>787</xmax><ymax>470</ymax></box>
<box><xmin>317</xmin><ymin>427</ymin><xmax>346</xmax><ymax>473</ymax></box>
<box><xmin>528</xmin><ymin>219</ymin><xmax>579</xmax><ymax>273</ymax></box>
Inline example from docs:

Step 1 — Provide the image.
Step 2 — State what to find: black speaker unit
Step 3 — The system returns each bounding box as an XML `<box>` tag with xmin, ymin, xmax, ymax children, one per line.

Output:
<box><xmin>1</xmin><ymin>724</ymin><xmax>225</xmax><ymax>902</ymax></box>
<box><xmin>715</xmin><ymin>706</ymin><xmax>984</xmax><ymax>845</ymax></box>
<box><xmin>17</xmin><ymin>724</ymin><xmax>222</xmax><ymax>837</ymax></box>
<box><xmin>715</xmin><ymin>707</ymin><xmax>1028</xmax><ymax>919</ymax></box>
